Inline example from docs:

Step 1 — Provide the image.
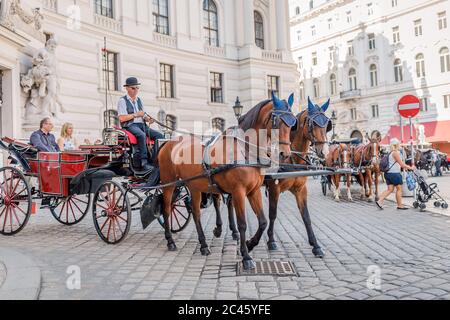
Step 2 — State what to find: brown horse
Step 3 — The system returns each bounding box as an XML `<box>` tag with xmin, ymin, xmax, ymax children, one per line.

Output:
<box><xmin>158</xmin><ymin>93</ymin><xmax>296</xmax><ymax>270</ymax></box>
<box><xmin>352</xmin><ymin>139</ymin><xmax>381</xmax><ymax>201</ymax></box>
<box><xmin>263</xmin><ymin>98</ymin><xmax>332</xmax><ymax>257</ymax></box>
<box><xmin>326</xmin><ymin>143</ymin><xmax>353</xmax><ymax>202</ymax></box>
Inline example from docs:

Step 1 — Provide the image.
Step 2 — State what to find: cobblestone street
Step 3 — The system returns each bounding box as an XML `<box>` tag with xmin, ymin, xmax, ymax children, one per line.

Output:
<box><xmin>1</xmin><ymin>178</ymin><xmax>450</xmax><ymax>300</ymax></box>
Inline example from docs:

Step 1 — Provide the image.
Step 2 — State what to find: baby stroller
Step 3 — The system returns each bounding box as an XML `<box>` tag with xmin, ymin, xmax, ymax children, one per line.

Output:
<box><xmin>411</xmin><ymin>171</ymin><xmax>449</xmax><ymax>211</ymax></box>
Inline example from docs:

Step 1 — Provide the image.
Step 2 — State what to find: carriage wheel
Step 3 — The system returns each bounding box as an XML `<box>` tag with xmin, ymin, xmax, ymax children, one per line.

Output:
<box><xmin>93</xmin><ymin>181</ymin><xmax>131</xmax><ymax>244</ymax></box>
<box><xmin>50</xmin><ymin>194</ymin><xmax>91</xmax><ymax>225</ymax></box>
<box><xmin>0</xmin><ymin>167</ymin><xmax>32</xmax><ymax>236</ymax></box>
<box><xmin>158</xmin><ymin>186</ymin><xmax>192</xmax><ymax>233</ymax></box>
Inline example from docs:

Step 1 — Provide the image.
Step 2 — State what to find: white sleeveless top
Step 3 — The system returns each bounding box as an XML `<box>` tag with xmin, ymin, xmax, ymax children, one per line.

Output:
<box><xmin>388</xmin><ymin>151</ymin><xmax>402</xmax><ymax>173</ymax></box>
<box><xmin>63</xmin><ymin>138</ymin><xmax>76</xmax><ymax>151</ymax></box>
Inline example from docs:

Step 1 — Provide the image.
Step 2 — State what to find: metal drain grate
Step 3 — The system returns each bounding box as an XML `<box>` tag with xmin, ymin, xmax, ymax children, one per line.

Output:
<box><xmin>237</xmin><ymin>260</ymin><xmax>298</xmax><ymax>277</ymax></box>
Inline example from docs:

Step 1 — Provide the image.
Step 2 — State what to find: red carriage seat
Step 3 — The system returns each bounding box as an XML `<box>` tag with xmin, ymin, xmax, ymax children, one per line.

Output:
<box><xmin>114</xmin><ymin>126</ymin><xmax>155</xmax><ymax>146</ymax></box>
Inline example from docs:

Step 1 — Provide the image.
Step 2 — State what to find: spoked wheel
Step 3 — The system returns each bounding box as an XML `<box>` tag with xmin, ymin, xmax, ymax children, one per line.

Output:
<box><xmin>0</xmin><ymin>167</ymin><xmax>32</xmax><ymax>235</ymax></box>
<box><xmin>158</xmin><ymin>186</ymin><xmax>192</xmax><ymax>233</ymax></box>
<box><xmin>50</xmin><ymin>194</ymin><xmax>91</xmax><ymax>225</ymax></box>
<box><xmin>93</xmin><ymin>181</ymin><xmax>131</xmax><ymax>244</ymax></box>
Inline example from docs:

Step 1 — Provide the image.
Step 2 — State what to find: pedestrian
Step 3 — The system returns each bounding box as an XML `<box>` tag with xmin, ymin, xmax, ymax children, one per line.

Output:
<box><xmin>57</xmin><ymin>122</ymin><xmax>78</xmax><ymax>151</ymax></box>
<box><xmin>434</xmin><ymin>150</ymin><xmax>443</xmax><ymax>177</ymax></box>
<box><xmin>376</xmin><ymin>138</ymin><xmax>415</xmax><ymax>211</ymax></box>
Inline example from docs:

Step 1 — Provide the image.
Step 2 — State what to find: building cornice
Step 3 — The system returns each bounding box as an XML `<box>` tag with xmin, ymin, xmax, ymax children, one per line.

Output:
<box><xmin>290</xmin><ymin>0</ymin><xmax>354</xmax><ymax>26</ymax></box>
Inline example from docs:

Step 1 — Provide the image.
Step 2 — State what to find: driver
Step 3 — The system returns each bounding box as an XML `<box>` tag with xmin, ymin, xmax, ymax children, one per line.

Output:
<box><xmin>117</xmin><ymin>77</ymin><xmax>163</xmax><ymax>171</ymax></box>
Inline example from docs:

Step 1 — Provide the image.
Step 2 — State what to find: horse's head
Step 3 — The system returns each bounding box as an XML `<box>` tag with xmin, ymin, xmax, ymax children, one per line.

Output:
<box><xmin>303</xmin><ymin>97</ymin><xmax>332</xmax><ymax>159</ymax></box>
<box><xmin>267</xmin><ymin>92</ymin><xmax>297</xmax><ymax>160</ymax></box>
<box><xmin>367</xmin><ymin>138</ymin><xmax>381</xmax><ymax>166</ymax></box>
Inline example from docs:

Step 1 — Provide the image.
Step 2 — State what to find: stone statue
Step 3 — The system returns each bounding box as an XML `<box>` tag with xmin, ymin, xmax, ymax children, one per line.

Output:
<box><xmin>21</xmin><ymin>37</ymin><xmax>64</xmax><ymax>119</ymax></box>
<box><xmin>0</xmin><ymin>0</ymin><xmax>43</xmax><ymax>31</ymax></box>
<box><xmin>417</xmin><ymin>124</ymin><xmax>426</xmax><ymax>145</ymax></box>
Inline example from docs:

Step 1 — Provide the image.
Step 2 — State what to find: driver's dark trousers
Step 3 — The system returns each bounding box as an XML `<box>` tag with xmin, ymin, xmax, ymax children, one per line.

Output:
<box><xmin>125</xmin><ymin>123</ymin><xmax>164</xmax><ymax>165</ymax></box>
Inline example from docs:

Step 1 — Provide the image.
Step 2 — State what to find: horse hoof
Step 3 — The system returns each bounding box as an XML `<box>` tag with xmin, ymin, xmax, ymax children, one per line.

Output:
<box><xmin>213</xmin><ymin>227</ymin><xmax>222</xmax><ymax>238</ymax></box>
<box><xmin>200</xmin><ymin>247</ymin><xmax>211</xmax><ymax>256</ymax></box>
<box><xmin>313</xmin><ymin>247</ymin><xmax>325</xmax><ymax>258</ymax></box>
<box><xmin>267</xmin><ymin>242</ymin><xmax>278</xmax><ymax>251</ymax></box>
<box><xmin>232</xmin><ymin>233</ymin><xmax>240</xmax><ymax>241</ymax></box>
<box><xmin>243</xmin><ymin>259</ymin><xmax>256</xmax><ymax>271</ymax></box>
<box><xmin>167</xmin><ymin>243</ymin><xmax>177</xmax><ymax>252</ymax></box>
<box><xmin>367</xmin><ymin>198</ymin><xmax>373</xmax><ymax>203</ymax></box>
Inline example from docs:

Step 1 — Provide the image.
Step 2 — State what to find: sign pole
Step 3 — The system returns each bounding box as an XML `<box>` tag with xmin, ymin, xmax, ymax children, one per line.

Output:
<box><xmin>400</xmin><ymin>116</ymin><xmax>404</xmax><ymax>143</ymax></box>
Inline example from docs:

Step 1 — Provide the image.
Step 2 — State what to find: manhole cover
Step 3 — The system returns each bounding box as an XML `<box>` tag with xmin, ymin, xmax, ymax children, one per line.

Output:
<box><xmin>237</xmin><ymin>260</ymin><xmax>298</xmax><ymax>277</ymax></box>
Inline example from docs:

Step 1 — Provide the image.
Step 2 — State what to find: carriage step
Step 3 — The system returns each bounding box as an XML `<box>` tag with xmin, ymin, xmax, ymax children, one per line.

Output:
<box><xmin>236</xmin><ymin>260</ymin><xmax>298</xmax><ymax>277</ymax></box>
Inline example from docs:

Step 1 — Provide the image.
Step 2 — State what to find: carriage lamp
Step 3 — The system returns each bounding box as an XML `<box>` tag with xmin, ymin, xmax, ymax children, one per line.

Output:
<box><xmin>331</xmin><ymin>110</ymin><xmax>337</xmax><ymax>139</ymax></box>
<box><xmin>233</xmin><ymin>97</ymin><xmax>244</xmax><ymax>121</ymax></box>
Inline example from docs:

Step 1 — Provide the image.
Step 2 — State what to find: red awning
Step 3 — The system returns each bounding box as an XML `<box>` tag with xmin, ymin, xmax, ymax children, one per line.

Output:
<box><xmin>381</xmin><ymin>120</ymin><xmax>450</xmax><ymax>144</ymax></box>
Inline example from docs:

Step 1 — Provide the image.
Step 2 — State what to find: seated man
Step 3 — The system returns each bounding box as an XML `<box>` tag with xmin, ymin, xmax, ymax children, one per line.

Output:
<box><xmin>30</xmin><ymin>117</ymin><xmax>60</xmax><ymax>152</ymax></box>
<box><xmin>118</xmin><ymin>77</ymin><xmax>164</xmax><ymax>171</ymax></box>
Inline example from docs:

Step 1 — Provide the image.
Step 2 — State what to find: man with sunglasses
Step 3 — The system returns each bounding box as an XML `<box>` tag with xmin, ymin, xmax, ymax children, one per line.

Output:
<box><xmin>117</xmin><ymin>77</ymin><xmax>164</xmax><ymax>171</ymax></box>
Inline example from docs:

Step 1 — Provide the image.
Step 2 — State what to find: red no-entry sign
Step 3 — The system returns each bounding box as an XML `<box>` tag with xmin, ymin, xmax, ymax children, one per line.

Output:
<box><xmin>398</xmin><ymin>95</ymin><xmax>420</xmax><ymax>118</ymax></box>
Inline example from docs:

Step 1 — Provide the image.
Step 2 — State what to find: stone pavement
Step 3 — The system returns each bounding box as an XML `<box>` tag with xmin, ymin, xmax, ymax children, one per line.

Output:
<box><xmin>0</xmin><ymin>262</ymin><xmax>6</xmax><ymax>288</ymax></box>
<box><xmin>1</xmin><ymin>178</ymin><xmax>450</xmax><ymax>300</ymax></box>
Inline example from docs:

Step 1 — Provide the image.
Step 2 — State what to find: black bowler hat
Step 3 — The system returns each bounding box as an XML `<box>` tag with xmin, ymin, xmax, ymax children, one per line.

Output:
<box><xmin>123</xmin><ymin>77</ymin><xmax>141</xmax><ymax>87</ymax></box>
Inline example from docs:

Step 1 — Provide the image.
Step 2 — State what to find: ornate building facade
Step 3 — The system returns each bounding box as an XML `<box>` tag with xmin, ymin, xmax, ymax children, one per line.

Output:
<box><xmin>0</xmin><ymin>0</ymin><xmax>297</xmax><ymax>146</ymax></box>
<box><xmin>289</xmin><ymin>0</ymin><xmax>450</xmax><ymax>151</ymax></box>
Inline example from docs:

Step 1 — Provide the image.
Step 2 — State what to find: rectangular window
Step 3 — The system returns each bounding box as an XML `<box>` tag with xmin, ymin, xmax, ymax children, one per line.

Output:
<box><xmin>102</xmin><ymin>51</ymin><xmax>118</xmax><ymax>91</ymax></box>
<box><xmin>153</xmin><ymin>0</ymin><xmax>169</xmax><ymax>35</ymax></box>
<box><xmin>297</xmin><ymin>30</ymin><xmax>301</xmax><ymax>41</ymax></box>
<box><xmin>298</xmin><ymin>56</ymin><xmax>303</xmax><ymax>69</ymax></box>
<box><xmin>438</xmin><ymin>11</ymin><xmax>447</xmax><ymax>30</ymax></box>
<box><xmin>371</xmin><ymin>105</ymin><xmax>379</xmax><ymax>118</ymax></box>
<box><xmin>160</xmin><ymin>63</ymin><xmax>174</xmax><ymax>98</ymax></box>
<box><xmin>368</xmin><ymin>33</ymin><xmax>376</xmax><ymax>50</ymax></box>
<box><xmin>311</xmin><ymin>25</ymin><xmax>316</xmax><ymax>36</ymax></box>
<box><xmin>392</xmin><ymin>0</ymin><xmax>397</xmax><ymax>7</ymax></box>
<box><xmin>347</xmin><ymin>41</ymin><xmax>354</xmax><ymax>56</ymax></box>
<box><xmin>346</xmin><ymin>11</ymin><xmax>352</xmax><ymax>23</ymax></box>
<box><xmin>95</xmin><ymin>0</ymin><xmax>114</xmax><ymax>18</ymax></box>
<box><xmin>329</xmin><ymin>46</ymin><xmax>335</xmax><ymax>62</ymax></box>
<box><xmin>444</xmin><ymin>94</ymin><xmax>450</xmax><ymax>109</ymax></box>
<box><xmin>312</xmin><ymin>52</ymin><xmax>317</xmax><ymax>65</ymax></box>
<box><xmin>367</xmin><ymin>3</ymin><xmax>373</xmax><ymax>16</ymax></box>
<box><xmin>210</xmin><ymin>72</ymin><xmax>223</xmax><ymax>103</ymax></box>
<box><xmin>393</xmin><ymin>26</ymin><xmax>400</xmax><ymax>44</ymax></box>
<box><xmin>328</xmin><ymin>18</ymin><xmax>333</xmax><ymax>30</ymax></box>
<box><xmin>267</xmin><ymin>76</ymin><xmax>279</xmax><ymax>99</ymax></box>
<box><xmin>420</xmin><ymin>98</ymin><xmax>428</xmax><ymax>112</ymax></box>
<box><xmin>351</xmin><ymin>108</ymin><xmax>357</xmax><ymax>120</ymax></box>
<box><xmin>414</xmin><ymin>19</ymin><xmax>422</xmax><ymax>37</ymax></box>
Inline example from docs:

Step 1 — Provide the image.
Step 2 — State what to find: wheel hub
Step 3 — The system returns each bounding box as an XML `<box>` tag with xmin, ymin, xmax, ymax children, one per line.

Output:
<box><xmin>4</xmin><ymin>196</ymin><xmax>11</xmax><ymax>206</ymax></box>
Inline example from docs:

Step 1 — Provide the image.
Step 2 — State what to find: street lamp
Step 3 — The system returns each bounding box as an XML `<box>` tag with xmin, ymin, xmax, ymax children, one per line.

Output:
<box><xmin>331</xmin><ymin>110</ymin><xmax>337</xmax><ymax>140</ymax></box>
<box><xmin>233</xmin><ymin>96</ymin><xmax>244</xmax><ymax>121</ymax></box>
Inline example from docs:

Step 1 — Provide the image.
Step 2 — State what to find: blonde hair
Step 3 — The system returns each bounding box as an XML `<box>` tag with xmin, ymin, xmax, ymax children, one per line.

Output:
<box><xmin>390</xmin><ymin>144</ymin><xmax>400</xmax><ymax>152</ymax></box>
<box><xmin>60</xmin><ymin>123</ymin><xmax>74</xmax><ymax>139</ymax></box>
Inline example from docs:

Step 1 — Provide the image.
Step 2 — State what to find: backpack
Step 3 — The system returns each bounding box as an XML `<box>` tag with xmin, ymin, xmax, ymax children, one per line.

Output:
<box><xmin>380</xmin><ymin>152</ymin><xmax>395</xmax><ymax>173</ymax></box>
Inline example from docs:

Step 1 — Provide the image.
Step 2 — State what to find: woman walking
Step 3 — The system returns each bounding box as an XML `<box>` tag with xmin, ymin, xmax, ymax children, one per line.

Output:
<box><xmin>57</xmin><ymin>123</ymin><xmax>78</xmax><ymax>151</ymax></box>
<box><xmin>376</xmin><ymin>138</ymin><xmax>415</xmax><ymax>210</ymax></box>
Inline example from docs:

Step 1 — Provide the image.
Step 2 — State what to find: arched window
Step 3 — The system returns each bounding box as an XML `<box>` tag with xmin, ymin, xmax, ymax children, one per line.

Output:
<box><xmin>330</xmin><ymin>74</ymin><xmax>337</xmax><ymax>95</ymax></box>
<box><xmin>295</xmin><ymin>6</ymin><xmax>300</xmax><ymax>15</ymax></box>
<box><xmin>370</xmin><ymin>64</ymin><xmax>378</xmax><ymax>87</ymax></box>
<box><xmin>203</xmin><ymin>0</ymin><xmax>219</xmax><ymax>47</ymax></box>
<box><xmin>415</xmin><ymin>53</ymin><xmax>426</xmax><ymax>77</ymax></box>
<box><xmin>313</xmin><ymin>78</ymin><xmax>320</xmax><ymax>98</ymax></box>
<box><xmin>349</xmin><ymin>68</ymin><xmax>357</xmax><ymax>90</ymax></box>
<box><xmin>394</xmin><ymin>59</ymin><xmax>403</xmax><ymax>82</ymax></box>
<box><xmin>153</xmin><ymin>0</ymin><xmax>169</xmax><ymax>35</ymax></box>
<box><xmin>440</xmin><ymin>47</ymin><xmax>450</xmax><ymax>72</ymax></box>
<box><xmin>299</xmin><ymin>82</ymin><xmax>305</xmax><ymax>101</ymax></box>
<box><xmin>254</xmin><ymin>11</ymin><xmax>264</xmax><ymax>49</ymax></box>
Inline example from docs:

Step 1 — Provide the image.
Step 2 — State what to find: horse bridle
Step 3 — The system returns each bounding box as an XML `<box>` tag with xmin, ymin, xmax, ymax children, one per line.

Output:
<box><xmin>333</xmin><ymin>145</ymin><xmax>350</xmax><ymax>168</ymax></box>
<box><xmin>301</xmin><ymin>111</ymin><xmax>331</xmax><ymax>146</ymax></box>
<box><xmin>265</xmin><ymin>110</ymin><xmax>295</xmax><ymax>146</ymax></box>
<box><xmin>359</xmin><ymin>142</ymin><xmax>380</xmax><ymax>167</ymax></box>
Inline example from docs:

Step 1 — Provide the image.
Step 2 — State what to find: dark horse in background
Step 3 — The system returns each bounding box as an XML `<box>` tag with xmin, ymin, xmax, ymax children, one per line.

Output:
<box><xmin>158</xmin><ymin>93</ymin><xmax>297</xmax><ymax>270</ymax></box>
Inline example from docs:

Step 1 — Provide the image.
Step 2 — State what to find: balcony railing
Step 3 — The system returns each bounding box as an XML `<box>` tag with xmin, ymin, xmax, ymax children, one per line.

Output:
<box><xmin>262</xmin><ymin>50</ymin><xmax>282</xmax><ymax>62</ymax></box>
<box><xmin>153</xmin><ymin>32</ymin><xmax>176</xmax><ymax>48</ymax></box>
<box><xmin>204</xmin><ymin>45</ymin><xmax>226</xmax><ymax>58</ymax></box>
<box><xmin>340</xmin><ymin>89</ymin><xmax>361</xmax><ymax>100</ymax></box>
<box><xmin>42</xmin><ymin>0</ymin><xmax>57</xmax><ymax>11</ymax></box>
<box><xmin>93</xmin><ymin>14</ymin><xmax>122</xmax><ymax>33</ymax></box>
